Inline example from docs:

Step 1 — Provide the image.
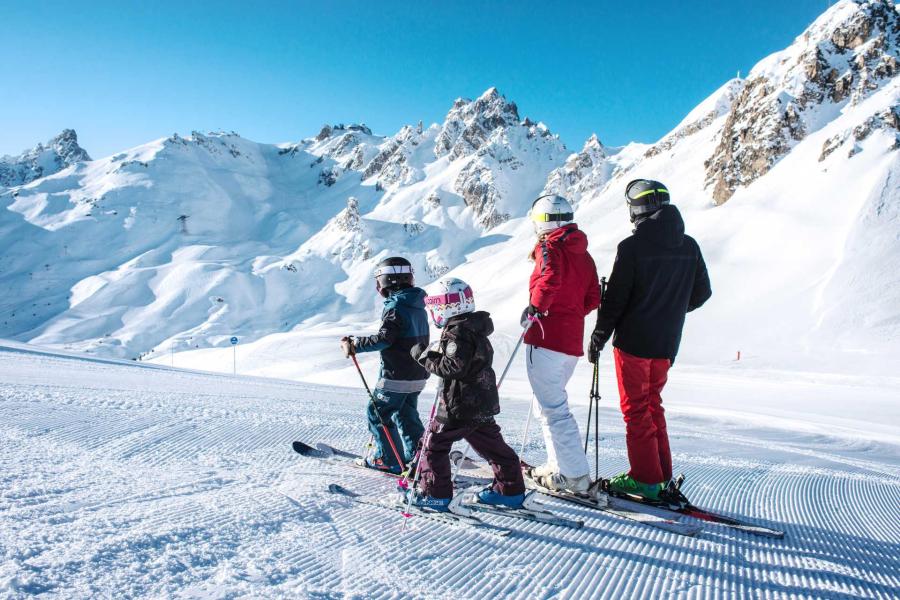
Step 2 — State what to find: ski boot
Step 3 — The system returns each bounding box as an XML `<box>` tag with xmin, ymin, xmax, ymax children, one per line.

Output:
<box><xmin>476</xmin><ymin>486</ymin><xmax>525</xmax><ymax>509</ymax></box>
<box><xmin>542</xmin><ymin>472</ymin><xmax>592</xmax><ymax>494</ymax></box>
<box><xmin>404</xmin><ymin>488</ymin><xmax>452</xmax><ymax>512</ymax></box>
<box><xmin>363</xmin><ymin>457</ymin><xmax>403</xmax><ymax>476</ymax></box>
<box><xmin>606</xmin><ymin>473</ymin><xmax>665</xmax><ymax>501</ymax></box>
<box><xmin>526</xmin><ymin>463</ymin><xmax>556</xmax><ymax>479</ymax></box>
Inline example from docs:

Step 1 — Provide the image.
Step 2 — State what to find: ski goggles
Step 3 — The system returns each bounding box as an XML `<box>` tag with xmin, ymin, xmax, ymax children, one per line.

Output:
<box><xmin>373</xmin><ymin>264</ymin><xmax>413</xmax><ymax>278</ymax></box>
<box><xmin>531</xmin><ymin>211</ymin><xmax>573</xmax><ymax>223</ymax></box>
<box><xmin>424</xmin><ymin>286</ymin><xmax>473</xmax><ymax>307</ymax></box>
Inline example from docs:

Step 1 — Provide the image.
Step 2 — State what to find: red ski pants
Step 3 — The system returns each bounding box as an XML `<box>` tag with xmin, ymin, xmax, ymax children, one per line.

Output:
<box><xmin>614</xmin><ymin>348</ymin><xmax>672</xmax><ymax>484</ymax></box>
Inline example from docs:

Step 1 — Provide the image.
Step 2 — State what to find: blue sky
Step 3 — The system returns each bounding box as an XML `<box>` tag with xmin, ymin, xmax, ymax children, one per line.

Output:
<box><xmin>2</xmin><ymin>1</ymin><xmax>833</xmax><ymax>158</ymax></box>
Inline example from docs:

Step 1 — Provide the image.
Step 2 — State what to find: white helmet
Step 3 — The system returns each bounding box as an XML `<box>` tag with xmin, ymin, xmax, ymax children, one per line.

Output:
<box><xmin>529</xmin><ymin>194</ymin><xmax>574</xmax><ymax>235</ymax></box>
<box><xmin>424</xmin><ymin>277</ymin><xmax>475</xmax><ymax>328</ymax></box>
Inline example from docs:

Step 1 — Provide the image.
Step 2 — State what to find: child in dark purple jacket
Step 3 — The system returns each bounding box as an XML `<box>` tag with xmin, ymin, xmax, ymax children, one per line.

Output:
<box><xmin>407</xmin><ymin>277</ymin><xmax>525</xmax><ymax>512</ymax></box>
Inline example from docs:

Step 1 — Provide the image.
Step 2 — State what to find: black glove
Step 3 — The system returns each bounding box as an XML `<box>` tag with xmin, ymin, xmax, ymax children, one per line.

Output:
<box><xmin>588</xmin><ymin>329</ymin><xmax>606</xmax><ymax>364</ymax></box>
<box><xmin>520</xmin><ymin>304</ymin><xmax>542</xmax><ymax>328</ymax></box>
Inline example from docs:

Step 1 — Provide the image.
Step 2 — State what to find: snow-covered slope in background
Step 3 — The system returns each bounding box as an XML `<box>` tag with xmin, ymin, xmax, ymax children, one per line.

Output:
<box><xmin>1</xmin><ymin>0</ymin><xmax>898</xmax><ymax>377</ymax></box>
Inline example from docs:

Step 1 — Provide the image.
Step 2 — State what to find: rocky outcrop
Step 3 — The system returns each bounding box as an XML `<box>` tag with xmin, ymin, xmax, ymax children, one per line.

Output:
<box><xmin>454</xmin><ymin>161</ymin><xmax>508</xmax><ymax>228</ymax></box>
<box><xmin>334</xmin><ymin>197</ymin><xmax>361</xmax><ymax>232</ymax></box>
<box><xmin>705</xmin><ymin>0</ymin><xmax>900</xmax><ymax>204</ymax></box>
<box><xmin>0</xmin><ymin>129</ymin><xmax>91</xmax><ymax>188</ymax></box>
<box><xmin>362</xmin><ymin>124</ymin><xmax>432</xmax><ymax>185</ymax></box>
<box><xmin>819</xmin><ymin>105</ymin><xmax>900</xmax><ymax>160</ymax></box>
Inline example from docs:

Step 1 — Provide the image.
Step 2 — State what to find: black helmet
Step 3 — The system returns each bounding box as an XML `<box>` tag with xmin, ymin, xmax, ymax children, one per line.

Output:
<box><xmin>374</xmin><ymin>256</ymin><xmax>414</xmax><ymax>297</ymax></box>
<box><xmin>625</xmin><ymin>179</ymin><xmax>670</xmax><ymax>223</ymax></box>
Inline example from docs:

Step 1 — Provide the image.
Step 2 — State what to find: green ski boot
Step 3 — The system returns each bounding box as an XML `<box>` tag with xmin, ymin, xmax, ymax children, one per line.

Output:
<box><xmin>606</xmin><ymin>473</ymin><xmax>665</xmax><ymax>501</ymax></box>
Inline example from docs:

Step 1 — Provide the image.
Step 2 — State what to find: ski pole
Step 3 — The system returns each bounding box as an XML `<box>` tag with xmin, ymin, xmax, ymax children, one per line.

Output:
<box><xmin>451</xmin><ymin>319</ymin><xmax>533</xmax><ymax>484</ymax></box>
<box><xmin>591</xmin><ymin>361</ymin><xmax>600</xmax><ymax>478</ymax></box>
<box><xmin>350</xmin><ymin>353</ymin><xmax>407</xmax><ymax>472</ymax></box>
<box><xmin>518</xmin><ymin>396</ymin><xmax>534</xmax><ymax>460</ymax></box>
<box><xmin>401</xmin><ymin>381</ymin><xmax>442</xmax><ymax>523</ymax></box>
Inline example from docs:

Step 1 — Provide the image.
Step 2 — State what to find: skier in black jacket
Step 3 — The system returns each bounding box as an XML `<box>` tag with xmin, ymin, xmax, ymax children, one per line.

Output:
<box><xmin>407</xmin><ymin>277</ymin><xmax>526</xmax><ymax>512</ymax></box>
<box><xmin>588</xmin><ymin>179</ymin><xmax>711</xmax><ymax>500</ymax></box>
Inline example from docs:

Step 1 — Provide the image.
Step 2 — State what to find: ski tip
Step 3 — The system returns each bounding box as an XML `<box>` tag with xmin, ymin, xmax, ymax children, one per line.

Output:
<box><xmin>328</xmin><ymin>483</ymin><xmax>359</xmax><ymax>497</ymax></box>
<box><xmin>292</xmin><ymin>441</ymin><xmax>313</xmax><ymax>454</ymax></box>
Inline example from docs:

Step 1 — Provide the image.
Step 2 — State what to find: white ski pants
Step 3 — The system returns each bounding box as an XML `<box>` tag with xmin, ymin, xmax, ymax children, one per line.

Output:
<box><xmin>525</xmin><ymin>345</ymin><xmax>590</xmax><ymax>478</ymax></box>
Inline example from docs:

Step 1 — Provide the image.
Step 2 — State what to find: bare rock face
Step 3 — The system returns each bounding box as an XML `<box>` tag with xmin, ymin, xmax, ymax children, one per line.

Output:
<box><xmin>542</xmin><ymin>134</ymin><xmax>613</xmax><ymax>205</ymax></box>
<box><xmin>0</xmin><ymin>129</ymin><xmax>92</xmax><ymax>188</ymax></box>
<box><xmin>705</xmin><ymin>0</ymin><xmax>900</xmax><ymax>204</ymax></box>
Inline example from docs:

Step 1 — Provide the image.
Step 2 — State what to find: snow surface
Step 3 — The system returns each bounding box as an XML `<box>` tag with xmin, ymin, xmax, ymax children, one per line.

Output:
<box><xmin>1</xmin><ymin>342</ymin><xmax>898</xmax><ymax>598</ymax></box>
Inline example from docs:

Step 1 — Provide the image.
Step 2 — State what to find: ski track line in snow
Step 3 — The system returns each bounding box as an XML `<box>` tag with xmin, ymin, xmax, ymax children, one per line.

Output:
<box><xmin>1</xmin><ymin>347</ymin><xmax>900</xmax><ymax>598</ymax></box>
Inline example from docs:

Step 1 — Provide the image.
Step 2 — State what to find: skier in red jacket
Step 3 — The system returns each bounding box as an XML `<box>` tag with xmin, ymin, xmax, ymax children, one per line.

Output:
<box><xmin>522</xmin><ymin>194</ymin><xmax>600</xmax><ymax>493</ymax></box>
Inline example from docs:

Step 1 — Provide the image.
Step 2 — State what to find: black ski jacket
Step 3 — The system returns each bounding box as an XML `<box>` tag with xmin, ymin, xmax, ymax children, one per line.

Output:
<box><xmin>417</xmin><ymin>311</ymin><xmax>500</xmax><ymax>425</ymax></box>
<box><xmin>593</xmin><ymin>205</ymin><xmax>711</xmax><ymax>362</ymax></box>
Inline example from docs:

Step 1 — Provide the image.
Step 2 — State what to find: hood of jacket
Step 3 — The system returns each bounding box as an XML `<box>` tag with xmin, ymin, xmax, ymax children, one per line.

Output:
<box><xmin>445</xmin><ymin>310</ymin><xmax>494</xmax><ymax>337</ymax></box>
<box><xmin>635</xmin><ymin>204</ymin><xmax>685</xmax><ymax>249</ymax></box>
<box><xmin>541</xmin><ymin>223</ymin><xmax>588</xmax><ymax>254</ymax></box>
<box><xmin>385</xmin><ymin>286</ymin><xmax>426</xmax><ymax>310</ymax></box>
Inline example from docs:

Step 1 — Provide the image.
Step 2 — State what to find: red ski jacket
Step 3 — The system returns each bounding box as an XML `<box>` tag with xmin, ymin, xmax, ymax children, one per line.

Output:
<box><xmin>525</xmin><ymin>224</ymin><xmax>600</xmax><ymax>356</ymax></box>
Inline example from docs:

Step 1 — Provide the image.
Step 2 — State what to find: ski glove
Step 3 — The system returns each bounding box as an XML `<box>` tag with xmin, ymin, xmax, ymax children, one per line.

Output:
<box><xmin>340</xmin><ymin>336</ymin><xmax>356</xmax><ymax>358</ymax></box>
<box><xmin>520</xmin><ymin>304</ymin><xmax>543</xmax><ymax>328</ymax></box>
<box><xmin>410</xmin><ymin>341</ymin><xmax>441</xmax><ymax>364</ymax></box>
<box><xmin>587</xmin><ymin>329</ymin><xmax>605</xmax><ymax>364</ymax></box>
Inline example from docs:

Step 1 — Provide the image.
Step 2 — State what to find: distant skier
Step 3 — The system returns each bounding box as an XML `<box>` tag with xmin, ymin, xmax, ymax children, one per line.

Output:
<box><xmin>522</xmin><ymin>195</ymin><xmax>600</xmax><ymax>493</ymax></box>
<box><xmin>406</xmin><ymin>277</ymin><xmax>526</xmax><ymax>511</ymax></box>
<box><xmin>589</xmin><ymin>179</ymin><xmax>711</xmax><ymax>500</ymax></box>
<box><xmin>341</xmin><ymin>257</ymin><xmax>429</xmax><ymax>474</ymax></box>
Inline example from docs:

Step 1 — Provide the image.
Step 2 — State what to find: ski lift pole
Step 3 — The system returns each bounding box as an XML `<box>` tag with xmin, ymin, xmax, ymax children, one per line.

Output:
<box><xmin>452</xmin><ymin>318</ymin><xmax>533</xmax><ymax>484</ymax></box>
<box><xmin>350</xmin><ymin>353</ymin><xmax>406</xmax><ymax>473</ymax></box>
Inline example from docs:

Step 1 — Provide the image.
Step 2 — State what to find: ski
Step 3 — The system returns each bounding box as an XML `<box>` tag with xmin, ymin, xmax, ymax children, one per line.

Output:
<box><xmin>292</xmin><ymin>440</ymin><xmax>490</xmax><ymax>486</ymax></box>
<box><xmin>522</xmin><ymin>473</ymin><xmax>702</xmax><ymax>537</ymax></box>
<box><xmin>460</xmin><ymin>489</ymin><xmax>584</xmax><ymax>529</ymax></box>
<box><xmin>327</xmin><ymin>484</ymin><xmax>511</xmax><ymax>537</ymax></box>
<box><xmin>606</xmin><ymin>492</ymin><xmax>784</xmax><ymax>538</ymax></box>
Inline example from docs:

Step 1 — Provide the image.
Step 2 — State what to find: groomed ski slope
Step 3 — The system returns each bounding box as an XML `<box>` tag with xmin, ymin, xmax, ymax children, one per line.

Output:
<box><xmin>1</xmin><ymin>342</ymin><xmax>899</xmax><ymax>599</ymax></box>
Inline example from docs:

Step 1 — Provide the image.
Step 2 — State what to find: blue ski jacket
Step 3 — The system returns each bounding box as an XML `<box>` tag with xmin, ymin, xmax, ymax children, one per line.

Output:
<box><xmin>355</xmin><ymin>287</ymin><xmax>430</xmax><ymax>392</ymax></box>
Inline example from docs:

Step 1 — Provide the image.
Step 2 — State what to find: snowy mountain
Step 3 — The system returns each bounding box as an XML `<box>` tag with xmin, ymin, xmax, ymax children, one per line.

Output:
<box><xmin>0</xmin><ymin>129</ymin><xmax>91</xmax><ymax>188</ymax></box>
<box><xmin>1</xmin><ymin>0</ymin><xmax>898</xmax><ymax>377</ymax></box>
<box><xmin>0</xmin><ymin>89</ymin><xmax>567</xmax><ymax>360</ymax></box>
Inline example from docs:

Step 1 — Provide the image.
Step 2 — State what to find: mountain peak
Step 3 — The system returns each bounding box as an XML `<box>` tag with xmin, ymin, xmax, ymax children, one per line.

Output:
<box><xmin>0</xmin><ymin>129</ymin><xmax>91</xmax><ymax>188</ymax></box>
<box><xmin>434</xmin><ymin>87</ymin><xmax>522</xmax><ymax>160</ymax></box>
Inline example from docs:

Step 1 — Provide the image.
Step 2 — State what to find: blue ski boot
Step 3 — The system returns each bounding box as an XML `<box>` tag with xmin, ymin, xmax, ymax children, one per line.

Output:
<box><xmin>405</xmin><ymin>489</ymin><xmax>452</xmax><ymax>512</ymax></box>
<box><xmin>476</xmin><ymin>487</ymin><xmax>525</xmax><ymax>509</ymax></box>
